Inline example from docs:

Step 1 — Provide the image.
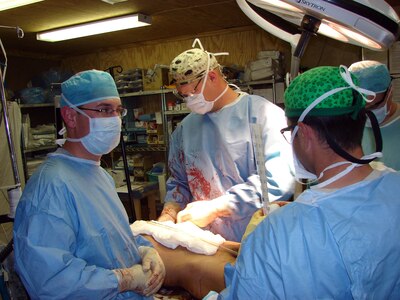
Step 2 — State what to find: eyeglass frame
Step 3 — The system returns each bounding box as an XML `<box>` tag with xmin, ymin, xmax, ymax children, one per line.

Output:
<box><xmin>79</xmin><ymin>106</ymin><xmax>128</xmax><ymax>118</ymax></box>
<box><xmin>280</xmin><ymin>124</ymin><xmax>297</xmax><ymax>143</ymax></box>
<box><xmin>173</xmin><ymin>77</ymin><xmax>204</xmax><ymax>100</ymax></box>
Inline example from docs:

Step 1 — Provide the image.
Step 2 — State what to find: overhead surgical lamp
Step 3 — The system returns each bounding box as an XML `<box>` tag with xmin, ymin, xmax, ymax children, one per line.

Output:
<box><xmin>237</xmin><ymin>0</ymin><xmax>400</xmax><ymax>79</ymax></box>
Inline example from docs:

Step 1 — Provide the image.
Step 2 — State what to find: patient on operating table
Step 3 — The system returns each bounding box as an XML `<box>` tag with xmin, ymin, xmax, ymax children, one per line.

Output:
<box><xmin>132</xmin><ymin>203</ymin><xmax>287</xmax><ymax>299</ymax></box>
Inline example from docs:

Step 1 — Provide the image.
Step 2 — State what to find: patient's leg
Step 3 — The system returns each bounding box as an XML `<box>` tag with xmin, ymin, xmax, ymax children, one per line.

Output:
<box><xmin>145</xmin><ymin>235</ymin><xmax>237</xmax><ymax>299</ymax></box>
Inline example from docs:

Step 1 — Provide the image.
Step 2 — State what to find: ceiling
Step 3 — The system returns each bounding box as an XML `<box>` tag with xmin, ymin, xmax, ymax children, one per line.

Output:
<box><xmin>0</xmin><ymin>0</ymin><xmax>399</xmax><ymax>59</ymax></box>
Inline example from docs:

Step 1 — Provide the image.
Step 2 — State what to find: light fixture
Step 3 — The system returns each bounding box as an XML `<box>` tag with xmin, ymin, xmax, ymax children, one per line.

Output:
<box><xmin>0</xmin><ymin>0</ymin><xmax>43</xmax><ymax>11</ymax></box>
<box><xmin>101</xmin><ymin>0</ymin><xmax>128</xmax><ymax>4</ymax></box>
<box><xmin>37</xmin><ymin>13</ymin><xmax>152</xmax><ymax>42</ymax></box>
<box><xmin>237</xmin><ymin>0</ymin><xmax>400</xmax><ymax>78</ymax></box>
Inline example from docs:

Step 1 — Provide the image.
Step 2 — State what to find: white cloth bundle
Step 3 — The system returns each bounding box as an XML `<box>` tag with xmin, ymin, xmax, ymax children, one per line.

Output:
<box><xmin>131</xmin><ymin>220</ymin><xmax>226</xmax><ymax>255</ymax></box>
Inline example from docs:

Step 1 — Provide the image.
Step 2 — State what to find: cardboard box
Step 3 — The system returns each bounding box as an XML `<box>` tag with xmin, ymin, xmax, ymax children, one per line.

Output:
<box><xmin>143</xmin><ymin>67</ymin><xmax>170</xmax><ymax>91</ymax></box>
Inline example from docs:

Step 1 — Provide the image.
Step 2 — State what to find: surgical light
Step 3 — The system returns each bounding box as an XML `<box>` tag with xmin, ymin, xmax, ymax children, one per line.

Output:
<box><xmin>36</xmin><ymin>13</ymin><xmax>152</xmax><ymax>42</ymax></box>
<box><xmin>0</xmin><ymin>0</ymin><xmax>43</xmax><ymax>11</ymax></box>
<box><xmin>237</xmin><ymin>0</ymin><xmax>400</xmax><ymax>78</ymax></box>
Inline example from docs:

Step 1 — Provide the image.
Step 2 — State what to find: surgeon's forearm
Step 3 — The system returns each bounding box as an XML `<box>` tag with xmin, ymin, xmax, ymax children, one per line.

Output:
<box><xmin>158</xmin><ymin>202</ymin><xmax>181</xmax><ymax>222</ymax></box>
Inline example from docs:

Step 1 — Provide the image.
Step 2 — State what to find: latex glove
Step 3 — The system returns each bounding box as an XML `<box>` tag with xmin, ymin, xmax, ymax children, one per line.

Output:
<box><xmin>138</xmin><ymin>246</ymin><xmax>166</xmax><ymax>283</ymax></box>
<box><xmin>242</xmin><ymin>203</ymin><xmax>288</xmax><ymax>242</ymax></box>
<box><xmin>157</xmin><ymin>202</ymin><xmax>181</xmax><ymax>223</ymax></box>
<box><xmin>113</xmin><ymin>265</ymin><xmax>154</xmax><ymax>296</ymax></box>
<box><xmin>113</xmin><ymin>247</ymin><xmax>165</xmax><ymax>296</ymax></box>
<box><xmin>177</xmin><ymin>197</ymin><xmax>231</xmax><ymax>227</ymax></box>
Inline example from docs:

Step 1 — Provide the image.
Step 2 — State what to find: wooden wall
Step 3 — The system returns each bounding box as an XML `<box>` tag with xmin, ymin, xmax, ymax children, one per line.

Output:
<box><xmin>61</xmin><ymin>25</ymin><xmax>362</xmax><ymax>76</ymax></box>
<box><xmin>3</xmin><ymin>26</ymin><xmax>363</xmax><ymax>92</ymax></box>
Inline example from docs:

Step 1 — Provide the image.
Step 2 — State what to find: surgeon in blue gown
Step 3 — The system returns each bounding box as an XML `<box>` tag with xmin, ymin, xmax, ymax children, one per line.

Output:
<box><xmin>13</xmin><ymin>70</ymin><xmax>165</xmax><ymax>299</ymax></box>
<box><xmin>158</xmin><ymin>39</ymin><xmax>294</xmax><ymax>242</ymax></box>
<box><xmin>206</xmin><ymin>66</ymin><xmax>400</xmax><ymax>299</ymax></box>
<box><xmin>349</xmin><ymin>60</ymin><xmax>400</xmax><ymax>170</ymax></box>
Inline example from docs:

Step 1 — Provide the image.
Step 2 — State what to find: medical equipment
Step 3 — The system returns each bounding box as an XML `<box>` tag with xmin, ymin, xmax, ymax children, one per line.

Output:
<box><xmin>251</xmin><ymin>124</ymin><xmax>269</xmax><ymax>215</ymax></box>
<box><xmin>237</xmin><ymin>0</ymin><xmax>400</xmax><ymax>80</ymax></box>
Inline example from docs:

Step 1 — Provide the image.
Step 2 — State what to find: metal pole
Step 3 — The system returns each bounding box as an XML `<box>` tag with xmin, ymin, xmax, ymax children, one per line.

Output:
<box><xmin>0</xmin><ymin>68</ymin><xmax>20</xmax><ymax>185</ymax></box>
<box><xmin>0</xmin><ymin>68</ymin><xmax>22</xmax><ymax>218</ymax></box>
<box><xmin>120</xmin><ymin>123</ymin><xmax>136</xmax><ymax>223</ymax></box>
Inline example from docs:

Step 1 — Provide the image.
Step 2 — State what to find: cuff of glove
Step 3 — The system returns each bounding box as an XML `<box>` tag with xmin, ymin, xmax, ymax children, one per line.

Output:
<box><xmin>112</xmin><ymin>269</ymin><xmax>124</xmax><ymax>292</ymax></box>
<box><xmin>159</xmin><ymin>202</ymin><xmax>181</xmax><ymax>221</ymax></box>
<box><xmin>211</xmin><ymin>195</ymin><xmax>234</xmax><ymax>217</ymax></box>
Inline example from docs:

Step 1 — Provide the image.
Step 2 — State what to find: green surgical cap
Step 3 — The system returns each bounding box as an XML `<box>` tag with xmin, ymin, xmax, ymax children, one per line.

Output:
<box><xmin>348</xmin><ymin>60</ymin><xmax>391</xmax><ymax>93</ymax></box>
<box><xmin>61</xmin><ymin>70</ymin><xmax>120</xmax><ymax>107</ymax></box>
<box><xmin>284</xmin><ymin>66</ymin><xmax>364</xmax><ymax>118</ymax></box>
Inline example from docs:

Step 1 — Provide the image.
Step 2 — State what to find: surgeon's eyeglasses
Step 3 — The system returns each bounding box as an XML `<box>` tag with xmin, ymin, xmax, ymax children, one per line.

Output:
<box><xmin>280</xmin><ymin>124</ymin><xmax>296</xmax><ymax>144</ymax></box>
<box><xmin>79</xmin><ymin>107</ymin><xmax>127</xmax><ymax>118</ymax></box>
<box><xmin>173</xmin><ymin>77</ymin><xmax>204</xmax><ymax>101</ymax></box>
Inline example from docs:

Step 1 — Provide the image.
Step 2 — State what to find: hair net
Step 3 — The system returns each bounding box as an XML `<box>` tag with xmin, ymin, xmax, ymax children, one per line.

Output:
<box><xmin>348</xmin><ymin>60</ymin><xmax>391</xmax><ymax>93</ymax></box>
<box><xmin>284</xmin><ymin>66</ymin><xmax>365</xmax><ymax>118</ymax></box>
<box><xmin>61</xmin><ymin>70</ymin><xmax>120</xmax><ymax>107</ymax></box>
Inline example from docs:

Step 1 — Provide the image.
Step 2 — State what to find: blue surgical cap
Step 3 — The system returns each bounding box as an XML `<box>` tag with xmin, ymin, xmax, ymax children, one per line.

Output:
<box><xmin>61</xmin><ymin>70</ymin><xmax>120</xmax><ymax>107</ymax></box>
<box><xmin>348</xmin><ymin>60</ymin><xmax>391</xmax><ymax>93</ymax></box>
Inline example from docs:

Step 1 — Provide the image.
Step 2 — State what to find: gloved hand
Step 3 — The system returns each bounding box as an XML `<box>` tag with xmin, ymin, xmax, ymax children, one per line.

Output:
<box><xmin>157</xmin><ymin>202</ymin><xmax>181</xmax><ymax>223</ymax></box>
<box><xmin>138</xmin><ymin>246</ymin><xmax>165</xmax><ymax>283</ymax></box>
<box><xmin>177</xmin><ymin>196</ymin><xmax>232</xmax><ymax>227</ymax></box>
<box><xmin>113</xmin><ymin>247</ymin><xmax>165</xmax><ymax>296</ymax></box>
<box><xmin>242</xmin><ymin>203</ymin><xmax>287</xmax><ymax>242</ymax></box>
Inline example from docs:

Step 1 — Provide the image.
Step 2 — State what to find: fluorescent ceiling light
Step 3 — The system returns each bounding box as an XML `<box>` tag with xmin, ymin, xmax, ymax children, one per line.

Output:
<box><xmin>0</xmin><ymin>0</ymin><xmax>43</xmax><ymax>11</ymax></box>
<box><xmin>37</xmin><ymin>13</ymin><xmax>152</xmax><ymax>42</ymax></box>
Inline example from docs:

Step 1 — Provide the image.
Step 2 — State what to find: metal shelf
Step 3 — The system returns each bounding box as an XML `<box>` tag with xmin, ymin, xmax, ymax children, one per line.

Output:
<box><xmin>114</xmin><ymin>144</ymin><xmax>166</xmax><ymax>152</ymax></box>
<box><xmin>119</xmin><ymin>89</ymin><xmax>173</xmax><ymax>98</ymax></box>
<box><xmin>20</xmin><ymin>103</ymin><xmax>54</xmax><ymax>108</ymax></box>
<box><xmin>24</xmin><ymin>145</ymin><xmax>57</xmax><ymax>153</ymax></box>
<box><xmin>164</xmin><ymin>109</ymin><xmax>191</xmax><ymax>115</ymax></box>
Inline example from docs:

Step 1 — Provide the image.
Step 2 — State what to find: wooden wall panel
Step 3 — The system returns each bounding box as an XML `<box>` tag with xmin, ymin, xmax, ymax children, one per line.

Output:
<box><xmin>61</xmin><ymin>26</ymin><xmax>361</xmax><ymax>77</ymax></box>
<box><xmin>61</xmin><ymin>26</ymin><xmax>292</xmax><ymax>74</ymax></box>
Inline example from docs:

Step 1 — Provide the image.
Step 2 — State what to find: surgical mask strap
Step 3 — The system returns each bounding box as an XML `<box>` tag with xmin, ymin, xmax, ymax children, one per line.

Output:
<box><xmin>192</xmin><ymin>38</ymin><xmax>229</xmax><ymax>93</ymax></box>
<box><xmin>199</xmin><ymin>51</ymin><xmax>229</xmax><ymax>97</ymax></box>
<box><xmin>56</xmin><ymin>95</ymin><xmax>93</xmax><ymax>145</ymax></box>
<box><xmin>315</xmin><ymin>162</ymin><xmax>356</xmax><ymax>188</ymax></box>
<box><xmin>291</xmin><ymin>86</ymin><xmax>348</xmax><ymax>142</ymax></box>
<box><xmin>228</xmin><ymin>83</ymin><xmax>241</xmax><ymax>91</ymax></box>
<box><xmin>61</xmin><ymin>94</ymin><xmax>91</xmax><ymax>118</ymax></box>
<box><xmin>211</xmin><ymin>85</ymin><xmax>229</xmax><ymax>103</ymax></box>
<box><xmin>192</xmin><ymin>38</ymin><xmax>229</xmax><ymax>57</ymax></box>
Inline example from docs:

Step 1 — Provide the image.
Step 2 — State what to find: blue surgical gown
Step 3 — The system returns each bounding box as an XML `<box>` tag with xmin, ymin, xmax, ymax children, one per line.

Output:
<box><xmin>362</xmin><ymin>115</ymin><xmax>400</xmax><ymax>170</ymax></box>
<box><xmin>219</xmin><ymin>169</ymin><xmax>400</xmax><ymax>299</ymax></box>
<box><xmin>165</xmin><ymin>92</ymin><xmax>294</xmax><ymax>242</ymax></box>
<box><xmin>13</xmin><ymin>149</ymin><xmax>152</xmax><ymax>300</ymax></box>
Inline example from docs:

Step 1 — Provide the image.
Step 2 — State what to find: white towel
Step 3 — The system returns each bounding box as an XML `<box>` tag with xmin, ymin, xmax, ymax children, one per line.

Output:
<box><xmin>131</xmin><ymin>220</ymin><xmax>226</xmax><ymax>255</ymax></box>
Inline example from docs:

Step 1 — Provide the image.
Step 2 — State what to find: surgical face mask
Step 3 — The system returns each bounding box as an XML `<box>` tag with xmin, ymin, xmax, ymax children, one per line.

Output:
<box><xmin>61</xmin><ymin>101</ymin><xmax>122</xmax><ymax>155</ymax></box>
<box><xmin>185</xmin><ymin>84</ymin><xmax>228</xmax><ymax>114</ymax></box>
<box><xmin>69</xmin><ymin>115</ymin><xmax>121</xmax><ymax>155</ymax></box>
<box><xmin>366</xmin><ymin>103</ymin><xmax>388</xmax><ymax>126</ymax></box>
<box><xmin>184</xmin><ymin>52</ymin><xmax>228</xmax><ymax>114</ymax></box>
<box><xmin>292</xmin><ymin>151</ymin><xmax>317</xmax><ymax>181</ymax></box>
